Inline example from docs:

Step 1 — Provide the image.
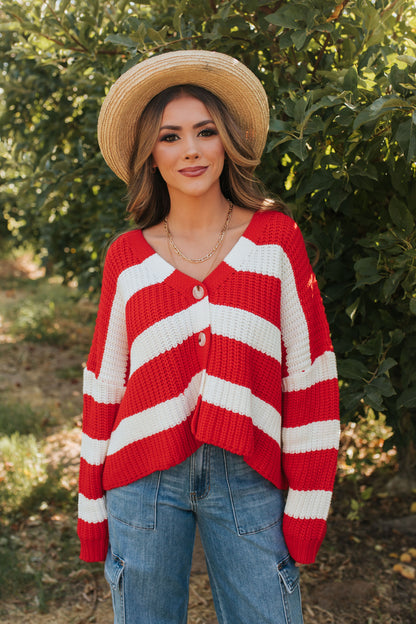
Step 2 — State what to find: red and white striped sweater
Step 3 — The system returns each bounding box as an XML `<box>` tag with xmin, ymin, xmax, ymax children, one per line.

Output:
<box><xmin>78</xmin><ymin>210</ymin><xmax>339</xmax><ymax>564</ymax></box>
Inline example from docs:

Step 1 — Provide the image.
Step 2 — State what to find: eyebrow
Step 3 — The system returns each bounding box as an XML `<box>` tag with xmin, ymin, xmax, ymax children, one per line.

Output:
<box><xmin>159</xmin><ymin>119</ymin><xmax>215</xmax><ymax>131</ymax></box>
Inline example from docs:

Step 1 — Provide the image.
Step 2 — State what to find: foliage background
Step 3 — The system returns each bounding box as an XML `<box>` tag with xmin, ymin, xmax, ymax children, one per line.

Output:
<box><xmin>1</xmin><ymin>0</ymin><xmax>415</xmax><ymax>474</ymax></box>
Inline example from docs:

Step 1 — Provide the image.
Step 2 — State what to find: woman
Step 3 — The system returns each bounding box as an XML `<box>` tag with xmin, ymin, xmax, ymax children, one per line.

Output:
<box><xmin>78</xmin><ymin>50</ymin><xmax>340</xmax><ymax>624</ymax></box>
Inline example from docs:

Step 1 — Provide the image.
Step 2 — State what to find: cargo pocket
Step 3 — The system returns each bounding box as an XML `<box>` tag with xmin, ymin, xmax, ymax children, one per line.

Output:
<box><xmin>277</xmin><ymin>555</ymin><xmax>303</xmax><ymax>624</ymax></box>
<box><xmin>105</xmin><ymin>549</ymin><xmax>126</xmax><ymax>624</ymax></box>
<box><xmin>224</xmin><ymin>451</ymin><xmax>284</xmax><ymax>535</ymax></box>
<box><xmin>107</xmin><ymin>471</ymin><xmax>161</xmax><ymax>530</ymax></box>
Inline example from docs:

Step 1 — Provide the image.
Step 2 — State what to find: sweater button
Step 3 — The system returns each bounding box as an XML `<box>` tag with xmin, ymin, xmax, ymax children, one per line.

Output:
<box><xmin>198</xmin><ymin>332</ymin><xmax>206</xmax><ymax>347</ymax></box>
<box><xmin>192</xmin><ymin>285</ymin><xmax>205</xmax><ymax>300</ymax></box>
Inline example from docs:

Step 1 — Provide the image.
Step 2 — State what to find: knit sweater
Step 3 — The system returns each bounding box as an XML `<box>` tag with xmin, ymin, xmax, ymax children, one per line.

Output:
<box><xmin>78</xmin><ymin>209</ymin><xmax>339</xmax><ymax>564</ymax></box>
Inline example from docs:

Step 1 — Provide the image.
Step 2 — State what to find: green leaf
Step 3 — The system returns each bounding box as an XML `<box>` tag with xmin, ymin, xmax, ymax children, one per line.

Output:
<box><xmin>291</xmin><ymin>29</ymin><xmax>308</xmax><ymax>50</ymax></box>
<box><xmin>383</xmin><ymin>271</ymin><xmax>405</xmax><ymax>301</ymax></box>
<box><xmin>337</xmin><ymin>358</ymin><xmax>368</xmax><ymax>381</ymax></box>
<box><xmin>104</xmin><ymin>34</ymin><xmax>137</xmax><ymax>48</ymax></box>
<box><xmin>173</xmin><ymin>6</ymin><xmax>184</xmax><ymax>37</ymax></box>
<box><xmin>269</xmin><ymin>119</ymin><xmax>291</xmax><ymax>133</ymax></box>
<box><xmin>354</xmin><ymin>257</ymin><xmax>382</xmax><ymax>287</ymax></box>
<box><xmin>147</xmin><ymin>27</ymin><xmax>166</xmax><ymax>44</ymax></box>
<box><xmin>364</xmin><ymin>388</ymin><xmax>384</xmax><ymax>412</ymax></box>
<box><xmin>370</xmin><ymin>377</ymin><xmax>396</xmax><ymax>398</ymax></box>
<box><xmin>265</xmin><ymin>5</ymin><xmax>306</xmax><ymax>29</ymax></box>
<box><xmin>397</xmin><ymin>387</ymin><xmax>416</xmax><ymax>409</ymax></box>
<box><xmin>345</xmin><ymin>297</ymin><xmax>360</xmax><ymax>323</ymax></box>
<box><xmin>343</xmin><ymin>66</ymin><xmax>358</xmax><ymax>92</ymax></box>
<box><xmin>287</xmin><ymin>138</ymin><xmax>309</xmax><ymax>161</ymax></box>
<box><xmin>378</xmin><ymin>358</ymin><xmax>398</xmax><ymax>376</ymax></box>
<box><xmin>395</xmin><ymin>115</ymin><xmax>416</xmax><ymax>164</ymax></box>
<box><xmin>356</xmin><ymin>333</ymin><xmax>383</xmax><ymax>358</ymax></box>
<box><xmin>353</xmin><ymin>96</ymin><xmax>409</xmax><ymax>131</ymax></box>
<box><xmin>389</xmin><ymin>329</ymin><xmax>405</xmax><ymax>347</ymax></box>
<box><xmin>388</xmin><ymin>196</ymin><xmax>414</xmax><ymax>236</ymax></box>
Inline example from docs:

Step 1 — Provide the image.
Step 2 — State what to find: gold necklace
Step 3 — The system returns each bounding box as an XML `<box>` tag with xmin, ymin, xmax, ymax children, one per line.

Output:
<box><xmin>163</xmin><ymin>203</ymin><xmax>234</xmax><ymax>264</ymax></box>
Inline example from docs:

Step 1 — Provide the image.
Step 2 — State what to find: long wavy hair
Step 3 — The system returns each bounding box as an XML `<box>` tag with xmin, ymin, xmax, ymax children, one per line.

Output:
<box><xmin>126</xmin><ymin>84</ymin><xmax>286</xmax><ymax>228</ymax></box>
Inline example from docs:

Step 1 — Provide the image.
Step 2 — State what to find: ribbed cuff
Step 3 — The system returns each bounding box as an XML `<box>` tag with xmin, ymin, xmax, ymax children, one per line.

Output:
<box><xmin>283</xmin><ymin>515</ymin><xmax>327</xmax><ymax>564</ymax></box>
<box><xmin>79</xmin><ymin>536</ymin><xmax>109</xmax><ymax>563</ymax></box>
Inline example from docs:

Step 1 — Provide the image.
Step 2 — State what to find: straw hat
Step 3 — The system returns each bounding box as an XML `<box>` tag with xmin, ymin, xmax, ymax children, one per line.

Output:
<box><xmin>97</xmin><ymin>49</ymin><xmax>269</xmax><ymax>183</ymax></box>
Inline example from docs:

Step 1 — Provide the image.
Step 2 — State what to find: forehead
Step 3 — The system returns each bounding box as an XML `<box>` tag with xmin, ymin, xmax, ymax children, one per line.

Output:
<box><xmin>160</xmin><ymin>94</ymin><xmax>212</xmax><ymax>123</ymax></box>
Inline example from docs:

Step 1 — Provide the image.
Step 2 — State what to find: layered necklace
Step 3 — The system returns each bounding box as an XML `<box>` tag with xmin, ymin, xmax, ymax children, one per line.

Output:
<box><xmin>163</xmin><ymin>202</ymin><xmax>234</xmax><ymax>264</ymax></box>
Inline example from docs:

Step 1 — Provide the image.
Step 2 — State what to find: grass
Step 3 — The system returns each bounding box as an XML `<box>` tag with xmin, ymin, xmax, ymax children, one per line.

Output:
<box><xmin>0</xmin><ymin>418</ymin><xmax>79</xmax><ymax>607</ymax></box>
<box><xmin>4</xmin><ymin>278</ymin><xmax>77</xmax><ymax>346</ymax></box>
<box><xmin>0</xmin><ymin>252</ymin><xmax>94</xmax><ymax>611</ymax></box>
<box><xmin>1</xmin><ymin>268</ymin><xmax>95</xmax><ymax>348</ymax></box>
<box><xmin>0</xmin><ymin>400</ymin><xmax>44</xmax><ymax>436</ymax></box>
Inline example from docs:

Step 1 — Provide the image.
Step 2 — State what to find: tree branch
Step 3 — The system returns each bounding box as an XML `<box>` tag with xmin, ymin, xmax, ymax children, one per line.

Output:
<box><xmin>312</xmin><ymin>0</ymin><xmax>351</xmax><ymax>76</ymax></box>
<box><xmin>46</xmin><ymin>2</ymin><xmax>89</xmax><ymax>53</ymax></box>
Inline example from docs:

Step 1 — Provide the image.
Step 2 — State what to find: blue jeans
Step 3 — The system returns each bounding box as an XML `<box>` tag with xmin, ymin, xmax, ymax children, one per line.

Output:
<box><xmin>105</xmin><ymin>445</ymin><xmax>303</xmax><ymax>624</ymax></box>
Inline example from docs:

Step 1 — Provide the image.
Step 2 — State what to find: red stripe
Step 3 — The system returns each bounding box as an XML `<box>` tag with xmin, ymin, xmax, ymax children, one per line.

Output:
<box><xmin>282</xmin><ymin>378</ymin><xmax>339</xmax><ymax>427</ymax></box>
<box><xmin>125</xmin><ymin>281</ymin><xmax>192</xmax><ymax>338</ymax></box>
<box><xmin>82</xmin><ymin>395</ymin><xmax>119</xmax><ymax>439</ymax></box>
<box><xmin>192</xmin><ymin>402</ymin><xmax>255</xmax><ymax>457</ymax></box>
<box><xmin>245</xmin><ymin>427</ymin><xmax>287</xmax><ymax>489</ymax></box>
<box><xmin>209</xmin><ymin>272</ymin><xmax>281</xmax><ymax>326</ymax></box>
<box><xmin>79</xmin><ymin>459</ymin><xmax>105</xmax><ymax>499</ymax></box>
<box><xmin>122</xmin><ymin>337</ymin><xmax>201</xmax><ymax>412</ymax></box>
<box><xmin>283</xmin><ymin>448</ymin><xmax>339</xmax><ymax>490</ymax></box>
<box><xmin>102</xmin><ymin>417</ymin><xmax>200</xmax><ymax>491</ymax></box>
<box><xmin>77</xmin><ymin>516</ymin><xmax>108</xmax><ymax>539</ymax></box>
<box><xmin>208</xmin><ymin>336</ymin><xmax>282</xmax><ymax>409</ymax></box>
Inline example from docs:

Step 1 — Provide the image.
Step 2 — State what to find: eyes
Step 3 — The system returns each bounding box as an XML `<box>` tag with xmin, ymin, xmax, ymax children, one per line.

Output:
<box><xmin>158</xmin><ymin>126</ymin><xmax>219</xmax><ymax>143</ymax></box>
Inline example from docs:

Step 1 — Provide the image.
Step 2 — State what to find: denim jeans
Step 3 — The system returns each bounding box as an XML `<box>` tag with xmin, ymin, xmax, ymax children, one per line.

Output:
<box><xmin>105</xmin><ymin>444</ymin><xmax>303</xmax><ymax>624</ymax></box>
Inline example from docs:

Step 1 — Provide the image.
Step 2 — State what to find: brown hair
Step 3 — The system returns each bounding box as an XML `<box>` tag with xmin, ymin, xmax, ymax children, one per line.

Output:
<box><xmin>126</xmin><ymin>85</ymin><xmax>286</xmax><ymax>228</ymax></box>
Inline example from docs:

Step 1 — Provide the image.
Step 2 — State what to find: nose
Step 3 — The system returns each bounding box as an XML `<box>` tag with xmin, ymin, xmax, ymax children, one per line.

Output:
<box><xmin>183</xmin><ymin>135</ymin><xmax>199</xmax><ymax>160</ymax></box>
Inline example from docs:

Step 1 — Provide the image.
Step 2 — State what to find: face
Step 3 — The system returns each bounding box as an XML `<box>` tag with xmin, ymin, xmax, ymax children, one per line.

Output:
<box><xmin>151</xmin><ymin>95</ymin><xmax>225</xmax><ymax>201</ymax></box>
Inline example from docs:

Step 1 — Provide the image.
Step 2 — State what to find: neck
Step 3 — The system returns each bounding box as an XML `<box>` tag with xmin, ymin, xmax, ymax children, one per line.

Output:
<box><xmin>167</xmin><ymin>189</ymin><xmax>229</xmax><ymax>233</ymax></box>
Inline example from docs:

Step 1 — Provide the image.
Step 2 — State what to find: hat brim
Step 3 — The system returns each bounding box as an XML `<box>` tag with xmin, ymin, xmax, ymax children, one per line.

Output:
<box><xmin>97</xmin><ymin>50</ymin><xmax>269</xmax><ymax>183</ymax></box>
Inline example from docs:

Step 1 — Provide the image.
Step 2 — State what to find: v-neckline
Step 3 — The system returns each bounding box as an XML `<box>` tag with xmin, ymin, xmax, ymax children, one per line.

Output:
<box><xmin>137</xmin><ymin>210</ymin><xmax>260</xmax><ymax>293</ymax></box>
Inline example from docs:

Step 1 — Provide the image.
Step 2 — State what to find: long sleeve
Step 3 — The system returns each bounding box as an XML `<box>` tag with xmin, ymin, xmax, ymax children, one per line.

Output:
<box><xmin>77</xmin><ymin>242</ymin><xmax>129</xmax><ymax>562</ymax></box>
<box><xmin>280</xmin><ymin>222</ymin><xmax>340</xmax><ymax>564</ymax></box>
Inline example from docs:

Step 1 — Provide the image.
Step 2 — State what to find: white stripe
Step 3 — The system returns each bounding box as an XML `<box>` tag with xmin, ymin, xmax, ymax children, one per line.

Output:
<box><xmin>83</xmin><ymin>367</ymin><xmax>126</xmax><ymax>404</ymax></box>
<box><xmin>97</xmin><ymin>283</ymin><xmax>128</xmax><ymax>386</ymax></box>
<box><xmin>98</xmin><ymin>255</ymin><xmax>174</xmax><ymax>385</ymax></box>
<box><xmin>279</xmin><ymin>250</ymin><xmax>312</xmax><ymax>374</ymax></box>
<box><xmin>210</xmin><ymin>305</ymin><xmax>281</xmax><ymax>361</ymax></box>
<box><xmin>78</xmin><ymin>493</ymin><xmax>107</xmax><ymax>524</ymax></box>
<box><xmin>285</xmin><ymin>489</ymin><xmax>332</xmax><ymax>520</ymax></box>
<box><xmin>225</xmin><ymin>237</ymin><xmax>281</xmax><ymax>276</ymax></box>
<box><xmin>107</xmin><ymin>372</ymin><xmax>203</xmax><ymax>456</ymax></box>
<box><xmin>129</xmin><ymin>300</ymin><xmax>209</xmax><ymax>375</ymax></box>
<box><xmin>226</xmin><ymin>241</ymin><xmax>313</xmax><ymax>374</ymax></box>
<box><xmin>203</xmin><ymin>375</ymin><xmax>282</xmax><ymax>442</ymax></box>
<box><xmin>80</xmin><ymin>432</ymin><xmax>109</xmax><ymax>466</ymax></box>
<box><xmin>118</xmin><ymin>254</ymin><xmax>174</xmax><ymax>303</ymax></box>
<box><xmin>282</xmin><ymin>420</ymin><xmax>340</xmax><ymax>454</ymax></box>
<box><xmin>282</xmin><ymin>351</ymin><xmax>338</xmax><ymax>392</ymax></box>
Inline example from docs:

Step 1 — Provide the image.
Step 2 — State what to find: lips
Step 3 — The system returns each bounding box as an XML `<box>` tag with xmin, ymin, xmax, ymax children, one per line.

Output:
<box><xmin>178</xmin><ymin>166</ymin><xmax>208</xmax><ymax>177</ymax></box>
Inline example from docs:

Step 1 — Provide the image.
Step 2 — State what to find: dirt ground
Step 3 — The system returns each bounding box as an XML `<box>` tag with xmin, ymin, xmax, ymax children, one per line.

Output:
<box><xmin>0</xmin><ymin>255</ymin><xmax>415</xmax><ymax>623</ymax></box>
